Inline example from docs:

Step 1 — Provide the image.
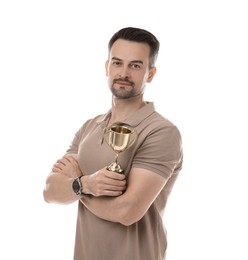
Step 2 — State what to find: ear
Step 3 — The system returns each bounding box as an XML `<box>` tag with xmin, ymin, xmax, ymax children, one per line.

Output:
<box><xmin>147</xmin><ymin>67</ymin><xmax>157</xmax><ymax>83</ymax></box>
<box><xmin>105</xmin><ymin>60</ymin><xmax>109</xmax><ymax>76</ymax></box>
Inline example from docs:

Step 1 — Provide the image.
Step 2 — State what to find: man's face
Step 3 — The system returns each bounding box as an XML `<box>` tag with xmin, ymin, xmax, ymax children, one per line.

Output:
<box><xmin>105</xmin><ymin>39</ymin><xmax>155</xmax><ymax>99</ymax></box>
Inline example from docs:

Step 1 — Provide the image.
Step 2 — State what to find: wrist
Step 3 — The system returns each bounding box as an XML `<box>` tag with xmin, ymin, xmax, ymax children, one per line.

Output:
<box><xmin>80</xmin><ymin>176</ymin><xmax>88</xmax><ymax>195</ymax></box>
<box><xmin>72</xmin><ymin>175</ymin><xmax>85</xmax><ymax>196</ymax></box>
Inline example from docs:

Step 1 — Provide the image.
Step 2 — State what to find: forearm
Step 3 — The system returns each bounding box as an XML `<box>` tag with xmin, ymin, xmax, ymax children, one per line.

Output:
<box><xmin>43</xmin><ymin>172</ymin><xmax>81</xmax><ymax>205</ymax></box>
<box><xmin>81</xmin><ymin>168</ymin><xmax>167</xmax><ymax>226</ymax></box>
<box><xmin>43</xmin><ymin>154</ymin><xmax>84</xmax><ymax>204</ymax></box>
<box><xmin>81</xmin><ymin>194</ymin><xmax>130</xmax><ymax>225</ymax></box>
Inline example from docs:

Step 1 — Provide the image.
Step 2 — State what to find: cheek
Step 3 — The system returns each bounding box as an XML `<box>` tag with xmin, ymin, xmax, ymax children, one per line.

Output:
<box><xmin>144</xmin><ymin>71</ymin><xmax>152</xmax><ymax>83</ymax></box>
<box><xmin>107</xmin><ymin>69</ymin><xmax>119</xmax><ymax>79</ymax></box>
<box><xmin>138</xmin><ymin>72</ymin><xmax>149</xmax><ymax>83</ymax></box>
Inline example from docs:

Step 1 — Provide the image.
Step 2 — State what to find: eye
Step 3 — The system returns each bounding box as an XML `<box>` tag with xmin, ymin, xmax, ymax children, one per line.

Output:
<box><xmin>112</xmin><ymin>61</ymin><xmax>122</xmax><ymax>66</ymax></box>
<box><xmin>129</xmin><ymin>63</ymin><xmax>141</xmax><ymax>70</ymax></box>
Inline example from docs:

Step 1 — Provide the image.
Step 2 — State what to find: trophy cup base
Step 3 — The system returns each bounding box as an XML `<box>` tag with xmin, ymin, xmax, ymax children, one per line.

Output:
<box><xmin>106</xmin><ymin>162</ymin><xmax>124</xmax><ymax>173</ymax></box>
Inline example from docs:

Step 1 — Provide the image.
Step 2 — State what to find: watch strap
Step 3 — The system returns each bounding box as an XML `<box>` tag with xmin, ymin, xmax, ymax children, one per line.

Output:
<box><xmin>73</xmin><ymin>175</ymin><xmax>84</xmax><ymax>196</ymax></box>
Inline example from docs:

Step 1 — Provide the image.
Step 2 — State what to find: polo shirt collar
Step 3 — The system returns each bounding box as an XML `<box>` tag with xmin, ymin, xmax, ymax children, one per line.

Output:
<box><xmin>96</xmin><ymin>102</ymin><xmax>155</xmax><ymax>128</ymax></box>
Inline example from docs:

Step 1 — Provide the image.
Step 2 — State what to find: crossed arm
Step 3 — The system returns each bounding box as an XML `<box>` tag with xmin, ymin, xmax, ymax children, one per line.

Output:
<box><xmin>43</xmin><ymin>154</ymin><xmax>166</xmax><ymax>225</ymax></box>
<box><xmin>82</xmin><ymin>167</ymin><xmax>166</xmax><ymax>225</ymax></box>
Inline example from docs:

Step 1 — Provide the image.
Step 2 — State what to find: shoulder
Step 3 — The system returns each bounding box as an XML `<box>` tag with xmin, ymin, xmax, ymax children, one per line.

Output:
<box><xmin>133</xmin><ymin>111</ymin><xmax>183</xmax><ymax>177</ymax></box>
<box><xmin>139</xmin><ymin>110</ymin><xmax>181</xmax><ymax>140</ymax></box>
<box><xmin>76</xmin><ymin>114</ymin><xmax>106</xmax><ymax>133</ymax></box>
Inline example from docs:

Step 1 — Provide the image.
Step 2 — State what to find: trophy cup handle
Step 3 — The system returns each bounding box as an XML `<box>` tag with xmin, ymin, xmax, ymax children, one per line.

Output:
<box><xmin>128</xmin><ymin>129</ymin><xmax>138</xmax><ymax>148</ymax></box>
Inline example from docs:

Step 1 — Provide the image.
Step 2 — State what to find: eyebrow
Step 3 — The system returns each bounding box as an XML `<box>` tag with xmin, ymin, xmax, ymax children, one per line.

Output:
<box><xmin>111</xmin><ymin>57</ymin><xmax>144</xmax><ymax>65</ymax></box>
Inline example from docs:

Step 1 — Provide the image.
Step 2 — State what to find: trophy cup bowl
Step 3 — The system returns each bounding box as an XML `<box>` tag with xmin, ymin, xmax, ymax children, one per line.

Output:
<box><xmin>105</xmin><ymin>123</ymin><xmax>136</xmax><ymax>173</ymax></box>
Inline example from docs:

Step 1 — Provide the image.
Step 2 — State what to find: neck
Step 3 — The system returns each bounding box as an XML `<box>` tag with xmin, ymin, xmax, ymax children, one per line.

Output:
<box><xmin>108</xmin><ymin>96</ymin><xmax>146</xmax><ymax>126</ymax></box>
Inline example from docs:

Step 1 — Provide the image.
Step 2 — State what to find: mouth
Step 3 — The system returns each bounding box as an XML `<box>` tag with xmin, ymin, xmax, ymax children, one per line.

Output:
<box><xmin>116</xmin><ymin>81</ymin><xmax>131</xmax><ymax>86</ymax></box>
<box><xmin>113</xmin><ymin>78</ymin><xmax>134</xmax><ymax>87</ymax></box>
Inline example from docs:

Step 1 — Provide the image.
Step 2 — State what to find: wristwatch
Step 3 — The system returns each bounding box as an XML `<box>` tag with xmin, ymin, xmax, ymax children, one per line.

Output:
<box><xmin>72</xmin><ymin>175</ymin><xmax>84</xmax><ymax>196</ymax></box>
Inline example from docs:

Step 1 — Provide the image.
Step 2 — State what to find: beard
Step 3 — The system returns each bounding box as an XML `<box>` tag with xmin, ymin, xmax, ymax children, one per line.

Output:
<box><xmin>110</xmin><ymin>78</ymin><xmax>138</xmax><ymax>99</ymax></box>
<box><xmin>110</xmin><ymin>86</ymin><xmax>136</xmax><ymax>99</ymax></box>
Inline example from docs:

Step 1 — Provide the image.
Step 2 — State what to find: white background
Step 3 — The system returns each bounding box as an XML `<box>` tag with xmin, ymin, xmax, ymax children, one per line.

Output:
<box><xmin>0</xmin><ymin>0</ymin><xmax>247</xmax><ymax>259</ymax></box>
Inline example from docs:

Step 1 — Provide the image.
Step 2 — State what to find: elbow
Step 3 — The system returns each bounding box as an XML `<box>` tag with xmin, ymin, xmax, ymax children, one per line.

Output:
<box><xmin>43</xmin><ymin>185</ymin><xmax>52</xmax><ymax>203</ymax></box>
<box><xmin>120</xmin><ymin>215</ymin><xmax>143</xmax><ymax>226</ymax></box>
<box><xmin>43</xmin><ymin>174</ymin><xmax>56</xmax><ymax>203</ymax></box>
<box><xmin>120</xmin><ymin>214</ymin><xmax>143</xmax><ymax>226</ymax></box>
<box><xmin>42</xmin><ymin>174</ymin><xmax>64</xmax><ymax>204</ymax></box>
<box><xmin>118</xmin><ymin>205</ymin><xmax>144</xmax><ymax>226</ymax></box>
<box><xmin>120</xmin><ymin>220</ymin><xmax>137</xmax><ymax>227</ymax></box>
<box><xmin>43</xmin><ymin>186</ymin><xmax>68</xmax><ymax>205</ymax></box>
<box><xmin>42</xmin><ymin>180</ymin><xmax>61</xmax><ymax>204</ymax></box>
<box><xmin>43</xmin><ymin>179</ymin><xmax>75</xmax><ymax>205</ymax></box>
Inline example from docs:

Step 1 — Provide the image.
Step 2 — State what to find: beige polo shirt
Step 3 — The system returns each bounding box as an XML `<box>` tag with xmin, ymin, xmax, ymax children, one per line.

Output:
<box><xmin>66</xmin><ymin>102</ymin><xmax>183</xmax><ymax>260</ymax></box>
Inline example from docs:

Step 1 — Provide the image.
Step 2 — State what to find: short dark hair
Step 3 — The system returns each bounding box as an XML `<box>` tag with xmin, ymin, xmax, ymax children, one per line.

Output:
<box><xmin>108</xmin><ymin>27</ymin><xmax>160</xmax><ymax>68</ymax></box>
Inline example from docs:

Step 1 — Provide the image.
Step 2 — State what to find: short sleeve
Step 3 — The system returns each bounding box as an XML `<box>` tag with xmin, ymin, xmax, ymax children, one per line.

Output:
<box><xmin>132</xmin><ymin>125</ymin><xmax>183</xmax><ymax>179</ymax></box>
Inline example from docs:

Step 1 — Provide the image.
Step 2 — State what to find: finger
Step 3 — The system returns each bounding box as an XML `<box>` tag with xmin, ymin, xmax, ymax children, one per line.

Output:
<box><xmin>54</xmin><ymin>161</ymin><xmax>64</xmax><ymax>168</ymax></box>
<box><xmin>103</xmin><ymin>179</ymin><xmax>126</xmax><ymax>188</ymax></box>
<box><xmin>52</xmin><ymin>166</ymin><xmax>62</xmax><ymax>172</ymax></box>
<box><xmin>105</xmin><ymin>184</ymin><xmax>126</xmax><ymax>191</ymax></box>
<box><xmin>62</xmin><ymin>156</ymin><xmax>72</xmax><ymax>163</ymax></box>
<box><xmin>63</xmin><ymin>155</ymin><xmax>77</xmax><ymax>164</ymax></box>
<box><xmin>100</xmin><ymin>190</ymin><xmax>123</xmax><ymax>197</ymax></box>
<box><xmin>105</xmin><ymin>170</ymin><xmax>126</xmax><ymax>180</ymax></box>
<box><xmin>56</xmin><ymin>159</ymin><xmax>67</xmax><ymax>166</ymax></box>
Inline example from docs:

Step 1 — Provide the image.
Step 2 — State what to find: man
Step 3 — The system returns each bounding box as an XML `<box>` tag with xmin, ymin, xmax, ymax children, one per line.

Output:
<box><xmin>43</xmin><ymin>27</ymin><xmax>183</xmax><ymax>260</ymax></box>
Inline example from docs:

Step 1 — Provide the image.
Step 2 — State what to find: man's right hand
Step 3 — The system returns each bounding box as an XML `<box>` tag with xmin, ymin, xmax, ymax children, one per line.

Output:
<box><xmin>82</xmin><ymin>168</ymin><xmax>126</xmax><ymax>197</ymax></box>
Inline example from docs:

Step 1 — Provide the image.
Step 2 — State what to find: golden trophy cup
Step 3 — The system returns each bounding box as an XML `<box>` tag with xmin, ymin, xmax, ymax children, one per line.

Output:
<box><xmin>105</xmin><ymin>123</ymin><xmax>137</xmax><ymax>173</ymax></box>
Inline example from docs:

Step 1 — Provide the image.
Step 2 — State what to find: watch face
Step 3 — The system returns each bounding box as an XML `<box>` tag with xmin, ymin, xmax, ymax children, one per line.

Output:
<box><xmin>72</xmin><ymin>179</ymin><xmax>80</xmax><ymax>193</ymax></box>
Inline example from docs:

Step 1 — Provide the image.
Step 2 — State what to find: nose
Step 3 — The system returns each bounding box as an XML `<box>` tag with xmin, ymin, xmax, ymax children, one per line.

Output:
<box><xmin>118</xmin><ymin>66</ymin><xmax>130</xmax><ymax>79</ymax></box>
<box><xmin>119</xmin><ymin>75</ymin><xmax>129</xmax><ymax>80</ymax></box>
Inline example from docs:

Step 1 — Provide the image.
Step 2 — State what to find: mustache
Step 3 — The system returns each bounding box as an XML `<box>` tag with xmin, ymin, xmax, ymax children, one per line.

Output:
<box><xmin>113</xmin><ymin>78</ymin><xmax>134</xmax><ymax>86</ymax></box>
